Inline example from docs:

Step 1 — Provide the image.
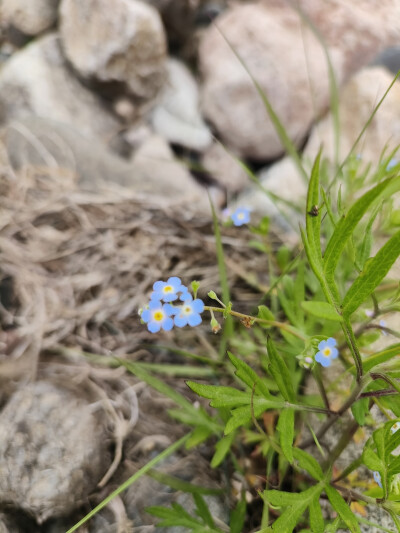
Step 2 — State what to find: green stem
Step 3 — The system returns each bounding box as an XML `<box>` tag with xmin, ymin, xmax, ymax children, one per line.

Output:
<box><xmin>323</xmin><ymin>419</ymin><xmax>359</xmax><ymax>472</ymax></box>
<box><xmin>342</xmin><ymin>317</ymin><xmax>363</xmax><ymax>383</ymax></box>
<box><xmin>204</xmin><ymin>306</ymin><xmax>307</xmax><ymax>341</ymax></box>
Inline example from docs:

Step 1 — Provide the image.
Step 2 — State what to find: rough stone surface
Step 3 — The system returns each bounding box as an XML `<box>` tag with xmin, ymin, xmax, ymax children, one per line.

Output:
<box><xmin>0</xmin><ymin>381</ymin><xmax>108</xmax><ymax>523</ymax></box>
<box><xmin>199</xmin><ymin>0</ymin><xmax>400</xmax><ymax>160</ymax></box>
<box><xmin>59</xmin><ymin>0</ymin><xmax>167</xmax><ymax>102</ymax></box>
<box><xmin>151</xmin><ymin>58</ymin><xmax>212</xmax><ymax>151</ymax></box>
<box><xmin>305</xmin><ymin>67</ymin><xmax>400</xmax><ymax>167</ymax></box>
<box><xmin>0</xmin><ymin>33</ymin><xmax>120</xmax><ymax>143</ymax></box>
<box><xmin>0</xmin><ymin>0</ymin><xmax>60</xmax><ymax>36</ymax></box>
<box><xmin>3</xmin><ymin>117</ymin><xmax>210</xmax><ymax>211</ymax></box>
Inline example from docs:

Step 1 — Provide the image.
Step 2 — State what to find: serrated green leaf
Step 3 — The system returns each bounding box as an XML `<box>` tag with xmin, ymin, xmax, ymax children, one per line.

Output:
<box><xmin>228</xmin><ymin>351</ymin><xmax>271</xmax><ymax>398</ymax></box>
<box><xmin>362</xmin><ymin>447</ymin><xmax>384</xmax><ymax>471</ymax></box>
<box><xmin>267</xmin><ymin>337</ymin><xmax>296</xmax><ymax>402</ymax></box>
<box><xmin>193</xmin><ymin>493</ymin><xmax>215</xmax><ymax>528</ymax></box>
<box><xmin>277</xmin><ymin>409</ymin><xmax>295</xmax><ymax>463</ymax></box>
<box><xmin>309</xmin><ymin>494</ymin><xmax>324</xmax><ymax>533</ymax></box>
<box><xmin>301</xmin><ymin>301</ymin><xmax>342</xmax><ymax>322</ymax></box>
<box><xmin>292</xmin><ymin>448</ymin><xmax>324</xmax><ymax>481</ymax></box>
<box><xmin>211</xmin><ymin>432</ymin><xmax>236</xmax><ymax>468</ymax></box>
<box><xmin>342</xmin><ymin>230</ymin><xmax>400</xmax><ymax>316</ymax></box>
<box><xmin>324</xmin><ymin>178</ymin><xmax>397</xmax><ymax>283</ymax></box>
<box><xmin>325</xmin><ymin>485</ymin><xmax>361</xmax><ymax>533</ymax></box>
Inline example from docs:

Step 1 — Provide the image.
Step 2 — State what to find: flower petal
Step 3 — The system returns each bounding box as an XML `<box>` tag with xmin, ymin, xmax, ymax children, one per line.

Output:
<box><xmin>153</xmin><ymin>281</ymin><xmax>164</xmax><ymax>291</ymax></box>
<box><xmin>141</xmin><ymin>309</ymin><xmax>150</xmax><ymax>323</ymax></box>
<box><xmin>188</xmin><ymin>313</ymin><xmax>202</xmax><ymax>327</ymax></box>
<box><xmin>330</xmin><ymin>347</ymin><xmax>339</xmax><ymax>359</ymax></box>
<box><xmin>326</xmin><ymin>337</ymin><xmax>337</xmax><ymax>347</ymax></box>
<box><xmin>162</xmin><ymin>317</ymin><xmax>174</xmax><ymax>331</ymax></box>
<box><xmin>149</xmin><ymin>299</ymin><xmax>162</xmax><ymax>310</ymax></box>
<box><xmin>191</xmin><ymin>299</ymin><xmax>204</xmax><ymax>313</ymax></box>
<box><xmin>174</xmin><ymin>315</ymin><xmax>188</xmax><ymax>328</ymax></box>
<box><xmin>315</xmin><ymin>352</ymin><xmax>331</xmax><ymax>367</ymax></box>
<box><xmin>148</xmin><ymin>321</ymin><xmax>161</xmax><ymax>333</ymax></box>
<box><xmin>167</xmin><ymin>277</ymin><xmax>182</xmax><ymax>288</ymax></box>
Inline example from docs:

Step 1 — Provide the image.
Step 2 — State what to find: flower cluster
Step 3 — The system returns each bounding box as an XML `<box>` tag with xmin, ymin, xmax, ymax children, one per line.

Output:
<box><xmin>315</xmin><ymin>338</ymin><xmax>338</xmax><ymax>368</ymax></box>
<box><xmin>140</xmin><ymin>277</ymin><xmax>204</xmax><ymax>333</ymax></box>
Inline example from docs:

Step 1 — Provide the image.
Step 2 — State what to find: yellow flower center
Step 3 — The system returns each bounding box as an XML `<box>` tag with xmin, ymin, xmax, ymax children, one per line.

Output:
<box><xmin>323</xmin><ymin>348</ymin><xmax>332</xmax><ymax>357</ymax></box>
<box><xmin>237</xmin><ymin>212</ymin><xmax>245</xmax><ymax>219</ymax></box>
<box><xmin>153</xmin><ymin>311</ymin><xmax>164</xmax><ymax>322</ymax></box>
<box><xmin>163</xmin><ymin>285</ymin><xmax>173</xmax><ymax>293</ymax></box>
<box><xmin>183</xmin><ymin>306</ymin><xmax>192</xmax><ymax>314</ymax></box>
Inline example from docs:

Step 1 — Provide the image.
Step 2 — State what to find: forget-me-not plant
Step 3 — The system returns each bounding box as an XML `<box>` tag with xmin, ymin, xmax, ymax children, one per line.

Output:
<box><xmin>315</xmin><ymin>338</ymin><xmax>339</xmax><ymax>368</ymax></box>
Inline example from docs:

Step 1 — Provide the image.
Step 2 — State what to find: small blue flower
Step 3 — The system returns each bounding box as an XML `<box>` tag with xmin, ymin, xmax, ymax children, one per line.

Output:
<box><xmin>315</xmin><ymin>338</ymin><xmax>338</xmax><ymax>368</ymax></box>
<box><xmin>141</xmin><ymin>300</ymin><xmax>174</xmax><ymax>333</ymax></box>
<box><xmin>174</xmin><ymin>297</ymin><xmax>205</xmax><ymax>328</ymax></box>
<box><xmin>373</xmin><ymin>471</ymin><xmax>382</xmax><ymax>488</ymax></box>
<box><xmin>231</xmin><ymin>207</ymin><xmax>250</xmax><ymax>227</ymax></box>
<box><xmin>151</xmin><ymin>277</ymin><xmax>189</xmax><ymax>303</ymax></box>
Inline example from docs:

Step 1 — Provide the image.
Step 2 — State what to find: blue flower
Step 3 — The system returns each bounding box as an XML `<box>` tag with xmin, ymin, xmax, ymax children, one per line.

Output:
<box><xmin>379</xmin><ymin>319</ymin><xmax>388</xmax><ymax>336</ymax></box>
<box><xmin>373</xmin><ymin>471</ymin><xmax>382</xmax><ymax>488</ymax></box>
<box><xmin>141</xmin><ymin>300</ymin><xmax>174</xmax><ymax>333</ymax></box>
<box><xmin>231</xmin><ymin>207</ymin><xmax>250</xmax><ymax>227</ymax></box>
<box><xmin>151</xmin><ymin>277</ymin><xmax>189</xmax><ymax>303</ymax></box>
<box><xmin>173</xmin><ymin>297</ymin><xmax>205</xmax><ymax>328</ymax></box>
<box><xmin>315</xmin><ymin>338</ymin><xmax>338</xmax><ymax>368</ymax></box>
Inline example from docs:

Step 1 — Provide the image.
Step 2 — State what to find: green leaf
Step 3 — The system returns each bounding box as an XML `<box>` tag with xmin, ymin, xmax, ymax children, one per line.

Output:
<box><xmin>147</xmin><ymin>469</ymin><xmax>222</xmax><ymax>496</ymax></box>
<box><xmin>267</xmin><ymin>337</ymin><xmax>296</xmax><ymax>402</ymax></box>
<box><xmin>292</xmin><ymin>448</ymin><xmax>324</xmax><ymax>481</ymax></box>
<box><xmin>355</xmin><ymin>205</ymin><xmax>380</xmax><ymax>270</ymax></box>
<box><xmin>351</xmin><ymin>397</ymin><xmax>369</xmax><ymax>426</ymax></box>
<box><xmin>225</xmin><ymin>398</ymin><xmax>284</xmax><ymax>435</ymax></box>
<box><xmin>230</xmin><ymin>498</ymin><xmax>246</xmax><ymax>533</ymax></box>
<box><xmin>119</xmin><ymin>360</ymin><xmax>220</xmax><ymax>433</ymax></box>
<box><xmin>186</xmin><ymin>382</ymin><xmax>251</xmax><ymax>408</ymax></box>
<box><xmin>324</xmin><ymin>178</ymin><xmax>397</xmax><ymax>283</ymax></box>
<box><xmin>211</xmin><ymin>432</ymin><xmax>236</xmax><ymax>468</ymax></box>
<box><xmin>228</xmin><ymin>351</ymin><xmax>272</xmax><ymax>398</ymax></box>
<box><xmin>277</xmin><ymin>409</ymin><xmax>295</xmax><ymax>463</ymax></box>
<box><xmin>258</xmin><ymin>305</ymin><xmax>275</xmax><ymax>324</ymax></box>
<box><xmin>309</xmin><ymin>494</ymin><xmax>325</xmax><ymax>533</ymax></box>
<box><xmin>325</xmin><ymin>485</ymin><xmax>361</xmax><ymax>533</ymax></box>
<box><xmin>306</xmin><ymin>150</ymin><xmax>323</xmax><ymax>268</ymax></box>
<box><xmin>186</xmin><ymin>426</ymin><xmax>214</xmax><ymax>449</ymax></box>
<box><xmin>193</xmin><ymin>493</ymin><xmax>215</xmax><ymax>528</ymax></box>
<box><xmin>342</xmin><ymin>229</ymin><xmax>400</xmax><ymax>316</ymax></box>
<box><xmin>301</xmin><ymin>301</ymin><xmax>342</xmax><ymax>322</ymax></box>
<box><xmin>356</xmin><ymin>343</ymin><xmax>400</xmax><ymax>373</ymax></box>
<box><xmin>362</xmin><ymin>447</ymin><xmax>384</xmax><ymax>472</ymax></box>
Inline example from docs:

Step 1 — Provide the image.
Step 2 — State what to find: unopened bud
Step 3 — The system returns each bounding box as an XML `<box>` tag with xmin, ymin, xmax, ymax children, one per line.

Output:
<box><xmin>208</xmin><ymin>290</ymin><xmax>218</xmax><ymax>300</ymax></box>
<box><xmin>210</xmin><ymin>317</ymin><xmax>221</xmax><ymax>334</ymax></box>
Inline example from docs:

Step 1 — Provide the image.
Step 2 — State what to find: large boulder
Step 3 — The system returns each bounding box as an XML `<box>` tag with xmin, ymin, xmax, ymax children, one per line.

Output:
<box><xmin>0</xmin><ymin>33</ymin><xmax>120</xmax><ymax>144</ymax></box>
<box><xmin>199</xmin><ymin>0</ymin><xmax>400</xmax><ymax>160</ymax></box>
<box><xmin>0</xmin><ymin>0</ymin><xmax>60</xmax><ymax>36</ymax></box>
<box><xmin>59</xmin><ymin>0</ymin><xmax>167</xmax><ymax>102</ymax></box>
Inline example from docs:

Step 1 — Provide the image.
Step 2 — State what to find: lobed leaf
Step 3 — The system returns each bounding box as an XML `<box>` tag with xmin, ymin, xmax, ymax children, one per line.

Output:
<box><xmin>292</xmin><ymin>448</ymin><xmax>324</xmax><ymax>481</ymax></box>
<box><xmin>228</xmin><ymin>351</ymin><xmax>271</xmax><ymax>398</ymax></box>
<box><xmin>325</xmin><ymin>485</ymin><xmax>361</xmax><ymax>533</ymax></box>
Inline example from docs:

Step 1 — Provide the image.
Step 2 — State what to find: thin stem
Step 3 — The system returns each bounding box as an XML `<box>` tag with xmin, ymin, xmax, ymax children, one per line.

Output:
<box><xmin>342</xmin><ymin>317</ymin><xmax>363</xmax><ymax>383</ymax></box>
<box><xmin>204</xmin><ymin>306</ymin><xmax>307</xmax><ymax>341</ymax></box>
<box><xmin>360</xmin><ymin>389</ymin><xmax>397</xmax><ymax>399</ymax></box>
<box><xmin>323</xmin><ymin>419</ymin><xmax>359</xmax><ymax>472</ymax></box>
<box><xmin>312</xmin><ymin>366</ymin><xmax>330</xmax><ymax>410</ymax></box>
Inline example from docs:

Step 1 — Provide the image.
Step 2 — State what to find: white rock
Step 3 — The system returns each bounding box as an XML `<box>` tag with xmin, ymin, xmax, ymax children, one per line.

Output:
<box><xmin>199</xmin><ymin>0</ymin><xmax>400</xmax><ymax>160</ymax></box>
<box><xmin>0</xmin><ymin>33</ymin><xmax>120</xmax><ymax>143</ymax></box>
<box><xmin>305</xmin><ymin>67</ymin><xmax>400</xmax><ymax>168</ymax></box>
<box><xmin>59</xmin><ymin>0</ymin><xmax>167</xmax><ymax>101</ymax></box>
<box><xmin>201</xmin><ymin>141</ymin><xmax>249</xmax><ymax>193</ymax></box>
<box><xmin>1</xmin><ymin>0</ymin><xmax>59</xmax><ymax>36</ymax></box>
<box><xmin>151</xmin><ymin>58</ymin><xmax>212</xmax><ymax>151</ymax></box>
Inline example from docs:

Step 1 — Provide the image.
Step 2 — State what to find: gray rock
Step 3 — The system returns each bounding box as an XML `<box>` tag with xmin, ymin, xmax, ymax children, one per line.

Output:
<box><xmin>0</xmin><ymin>0</ymin><xmax>59</xmax><ymax>36</ymax></box>
<box><xmin>3</xmin><ymin>117</ymin><xmax>210</xmax><ymax>211</ymax></box>
<box><xmin>151</xmin><ymin>58</ymin><xmax>212</xmax><ymax>151</ymax></box>
<box><xmin>59</xmin><ymin>0</ymin><xmax>167</xmax><ymax>102</ymax></box>
<box><xmin>0</xmin><ymin>381</ymin><xmax>108</xmax><ymax>523</ymax></box>
<box><xmin>0</xmin><ymin>33</ymin><xmax>120</xmax><ymax>143</ymax></box>
<box><xmin>199</xmin><ymin>0</ymin><xmax>400</xmax><ymax>160</ymax></box>
<box><xmin>201</xmin><ymin>141</ymin><xmax>249</xmax><ymax>193</ymax></box>
<box><xmin>372</xmin><ymin>46</ymin><xmax>400</xmax><ymax>75</ymax></box>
